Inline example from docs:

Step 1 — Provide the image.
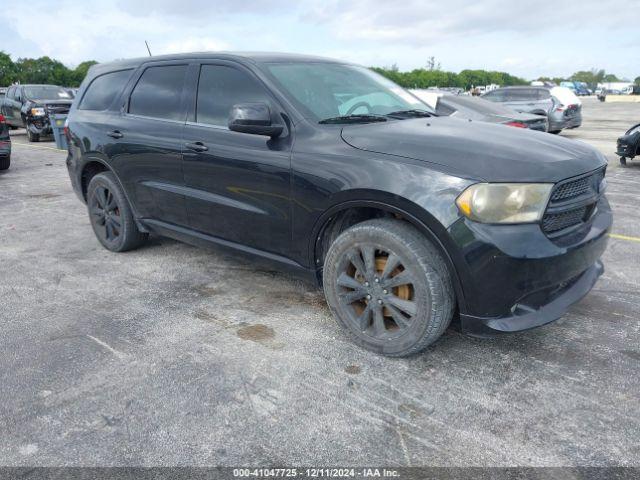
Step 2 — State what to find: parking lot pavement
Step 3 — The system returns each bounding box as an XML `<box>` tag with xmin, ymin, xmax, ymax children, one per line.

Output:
<box><xmin>1</xmin><ymin>98</ymin><xmax>639</xmax><ymax>467</ymax></box>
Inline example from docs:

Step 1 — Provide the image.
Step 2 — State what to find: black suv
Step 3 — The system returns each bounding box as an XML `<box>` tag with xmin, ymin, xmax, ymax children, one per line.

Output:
<box><xmin>66</xmin><ymin>53</ymin><xmax>611</xmax><ymax>356</ymax></box>
<box><xmin>1</xmin><ymin>84</ymin><xmax>73</xmax><ymax>142</ymax></box>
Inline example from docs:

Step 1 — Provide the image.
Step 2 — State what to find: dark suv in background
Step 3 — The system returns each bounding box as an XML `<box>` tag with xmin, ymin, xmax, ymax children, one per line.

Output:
<box><xmin>66</xmin><ymin>53</ymin><xmax>610</xmax><ymax>356</ymax></box>
<box><xmin>482</xmin><ymin>86</ymin><xmax>582</xmax><ymax>134</ymax></box>
<box><xmin>0</xmin><ymin>84</ymin><xmax>73</xmax><ymax>141</ymax></box>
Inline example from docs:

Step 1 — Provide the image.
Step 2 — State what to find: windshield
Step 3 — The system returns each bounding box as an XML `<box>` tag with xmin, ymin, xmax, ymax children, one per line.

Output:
<box><xmin>24</xmin><ymin>85</ymin><xmax>72</xmax><ymax>100</ymax></box>
<box><xmin>264</xmin><ymin>63</ymin><xmax>432</xmax><ymax>122</ymax></box>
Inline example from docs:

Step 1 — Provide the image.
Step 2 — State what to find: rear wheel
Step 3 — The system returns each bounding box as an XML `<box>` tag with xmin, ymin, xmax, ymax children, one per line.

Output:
<box><xmin>87</xmin><ymin>171</ymin><xmax>148</xmax><ymax>252</ymax></box>
<box><xmin>323</xmin><ymin>218</ymin><xmax>454</xmax><ymax>357</ymax></box>
<box><xmin>0</xmin><ymin>155</ymin><xmax>9</xmax><ymax>170</ymax></box>
<box><xmin>549</xmin><ymin>130</ymin><xmax>561</xmax><ymax>134</ymax></box>
<box><xmin>620</xmin><ymin>157</ymin><xmax>627</xmax><ymax>166</ymax></box>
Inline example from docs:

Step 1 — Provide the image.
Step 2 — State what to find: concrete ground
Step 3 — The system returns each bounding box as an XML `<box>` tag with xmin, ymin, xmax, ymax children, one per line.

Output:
<box><xmin>1</xmin><ymin>98</ymin><xmax>639</xmax><ymax>467</ymax></box>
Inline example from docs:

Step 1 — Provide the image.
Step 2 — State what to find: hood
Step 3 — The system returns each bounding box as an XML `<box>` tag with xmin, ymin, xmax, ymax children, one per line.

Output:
<box><xmin>341</xmin><ymin>116</ymin><xmax>605</xmax><ymax>183</ymax></box>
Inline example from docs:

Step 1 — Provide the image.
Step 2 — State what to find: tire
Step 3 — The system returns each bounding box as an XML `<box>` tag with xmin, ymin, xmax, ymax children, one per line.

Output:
<box><xmin>87</xmin><ymin>171</ymin><xmax>148</xmax><ymax>252</ymax></box>
<box><xmin>0</xmin><ymin>155</ymin><xmax>9</xmax><ymax>170</ymax></box>
<box><xmin>26</xmin><ymin>128</ymin><xmax>40</xmax><ymax>142</ymax></box>
<box><xmin>323</xmin><ymin>218</ymin><xmax>454</xmax><ymax>357</ymax></box>
<box><xmin>620</xmin><ymin>157</ymin><xmax>627</xmax><ymax>166</ymax></box>
<box><xmin>549</xmin><ymin>130</ymin><xmax>561</xmax><ymax>135</ymax></box>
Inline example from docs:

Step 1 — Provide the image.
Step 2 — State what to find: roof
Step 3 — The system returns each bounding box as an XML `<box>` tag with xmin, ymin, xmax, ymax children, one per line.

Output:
<box><xmin>90</xmin><ymin>51</ymin><xmax>347</xmax><ymax>74</ymax></box>
<box><xmin>495</xmin><ymin>85</ymin><xmax>549</xmax><ymax>91</ymax></box>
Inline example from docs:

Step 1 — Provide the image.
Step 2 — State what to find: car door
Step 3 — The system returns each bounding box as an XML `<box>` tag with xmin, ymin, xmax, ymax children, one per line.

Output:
<box><xmin>11</xmin><ymin>87</ymin><xmax>24</xmax><ymax>126</ymax></box>
<box><xmin>110</xmin><ymin>62</ymin><xmax>190</xmax><ymax>227</ymax></box>
<box><xmin>2</xmin><ymin>86</ymin><xmax>16</xmax><ymax>126</ymax></box>
<box><xmin>181</xmin><ymin>62</ymin><xmax>293</xmax><ymax>256</ymax></box>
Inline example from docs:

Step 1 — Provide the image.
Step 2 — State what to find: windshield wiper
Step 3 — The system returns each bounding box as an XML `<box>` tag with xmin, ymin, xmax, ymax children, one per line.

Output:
<box><xmin>318</xmin><ymin>114</ymin><xmax>388</xmax><ymax>125</ymax></box>
<box><xmin>386</xmin><ymin>109</ymin><xmax>434</xmax><ymax>119</ymax></box>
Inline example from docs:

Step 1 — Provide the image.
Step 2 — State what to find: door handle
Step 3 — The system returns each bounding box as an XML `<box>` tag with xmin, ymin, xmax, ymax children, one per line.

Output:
<box><xmin>185</xmin><ymin>141</ymin><xmax>208</xmax><ymax>152</ymax></box>
<box><xmin>107</xmin><ymin>130</ymin><xmax>123</xmax><ymax>139</ymax></box>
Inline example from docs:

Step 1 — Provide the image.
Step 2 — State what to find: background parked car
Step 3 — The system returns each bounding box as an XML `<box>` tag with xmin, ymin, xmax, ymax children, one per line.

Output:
<box><xmin>560</xmin><ymin>81</ymin><xmax>590</xmax><ymax>96</ymax></box>
<box><xmin>481</xmin><ymin>86</ymin><xmax>582</xmax><ymax>134</ymax></box>
<box><xmin>0</xmin><ymin>84</ymin><xmax>73</xmax><ymax>142</ymax></box>
<box><xmin>434</xmin><ymin>95</ymin><xmax>548</xmax><ymax>131</ymax></box>
<box><xmin>0</xmin><ymin>112</ymin><xmax>11</xmax><ymax>170</ymax></box>
<box><xmin>616</xmin><ymin>123</ymin><xmax>640</xmax><ymax>166</ymax></box>
<box><xmin>0</xmin><ymin>87</ymin><xmax>6</xmax><ymax>102</ymax></box>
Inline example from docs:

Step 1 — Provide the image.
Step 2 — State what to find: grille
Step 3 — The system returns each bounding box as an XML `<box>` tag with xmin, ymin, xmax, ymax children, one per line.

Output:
<box><xmin>551</xmin><ymin>176</ymin><xmax>592</xmax><ymax>201</ymax></box>
<box><xmin>46</xmin><ymin>104</ymin><xmax>70</xmax><ymax>115</ymax></box>
<box><xmin>543</xmin><ymin>206</ymin><xmax>588</xmax><ymax>233</ymax></box>
<box><xmin>542</xmin><ymin>168</ymin><xmax>605</xmax><ymax>236</ymax></box>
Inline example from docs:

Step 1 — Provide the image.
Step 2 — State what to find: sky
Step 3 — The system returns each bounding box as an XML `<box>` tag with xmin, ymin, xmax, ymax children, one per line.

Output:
<box><xmin>1</xmin><ymin>0</ymin><xmax>638</xmax><ymax>80</ymax></box>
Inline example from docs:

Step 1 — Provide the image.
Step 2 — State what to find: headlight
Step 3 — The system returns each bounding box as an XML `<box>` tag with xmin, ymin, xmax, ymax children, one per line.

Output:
<box><xmin>30</xmin><ymin>107</ymin><xmax>46</xmax><ymax>116</ymax></box>
<box><xmin>456</xmin><ymin>183</ymin><xmax>553</xmax><ymax>224</ymax></box>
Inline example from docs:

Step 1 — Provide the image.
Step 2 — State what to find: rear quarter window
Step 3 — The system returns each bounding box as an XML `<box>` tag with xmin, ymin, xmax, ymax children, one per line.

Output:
<box><xmin>79</xmin><ymin>69</ymin><xmax>133</xmax><ymax>111</ymax></box>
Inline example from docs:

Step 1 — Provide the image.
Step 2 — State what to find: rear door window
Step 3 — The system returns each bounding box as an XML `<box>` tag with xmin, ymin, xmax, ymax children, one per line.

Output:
<box><xmin>196</xmin><ymin>65</ymin><xmax>271</xmax><ymax>126</ymax></box>
<box><xmin>79</xmin><ymin>69</ymin><xmax>133</xmax><ymax>111</ymax></box>
<box><xmin>128</xmin><ymin>65</ymin><xmax>188</xmax><ymax>121</ymax></box>
<box><xmin>6</xmin><ymin>86</ymin><xmax>14</xmax><ymax>100</ymax></box>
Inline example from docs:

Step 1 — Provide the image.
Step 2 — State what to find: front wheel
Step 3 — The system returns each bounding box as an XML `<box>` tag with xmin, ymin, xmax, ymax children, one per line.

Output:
<box><xmin>0</xmin><ymin>155</ymin><xmax>9</xmax><ymax>170</ymax></box>
<box><xmin>620</xmin><ymin>157</ymin><xmax>627</xmax><ymax>166</ymax></box>
<box><xmin>323</xmin><ymin>218</ymin><xmax>455</xmax><ymax>357</ymax></box>
<box><xmin>87</xmin><ymin>171</ymin><xmax>148</xmax><ymax>252</ymax></box>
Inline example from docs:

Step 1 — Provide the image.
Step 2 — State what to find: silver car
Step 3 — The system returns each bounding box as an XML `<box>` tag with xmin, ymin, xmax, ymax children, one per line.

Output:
<box><xmin>482</xmin><ymin>86</ymin><xmax>582</xmax><ymax>134</ymax></box>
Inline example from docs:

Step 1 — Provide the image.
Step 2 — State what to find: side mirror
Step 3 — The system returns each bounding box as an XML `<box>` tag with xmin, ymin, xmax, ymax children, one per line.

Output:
<box><xmin>228</xmin><ymin>103</ymin><xmax>284</xmax><ymax>138</ymax></box>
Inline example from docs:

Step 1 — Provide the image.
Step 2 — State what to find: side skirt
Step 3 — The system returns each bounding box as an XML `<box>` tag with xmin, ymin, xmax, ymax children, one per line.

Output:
<box><xmin>140</xmin><ymin>218</ymin><xmax>318</xmax><ymax>284</ymax></box>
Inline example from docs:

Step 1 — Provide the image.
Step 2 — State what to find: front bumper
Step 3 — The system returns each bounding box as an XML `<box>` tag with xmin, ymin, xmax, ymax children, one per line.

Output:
<box><xmin>460</xmin><ymin>260</ymin><xmax>603</xmax><ymax>336</ymax></box>
<box><xmin>617</xmin><ymin>132</ymin><xmax>640</xmax><ymax>159</ymax></box>
<box><xmin>27</xmin><ymin>115</ymin><xmax>52</xmax><ymax>135</ymax></box>
<box><xmin>448</xmin><ymin>196</ymin><xmax>611</xmax><ymax>335</ymax></box>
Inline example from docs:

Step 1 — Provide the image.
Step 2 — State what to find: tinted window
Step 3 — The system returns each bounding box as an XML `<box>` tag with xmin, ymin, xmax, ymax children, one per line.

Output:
<box><xmin>504</xmin><ymin>89</ymin><xmax>534</xmax><ymax>101</ymax></box>
<box><xmin>129</xmin><ymin>65</ymin><xmax>187</xmax><ymax>120</ymax></box>
<box><xmin>482</xmin><ymin>90</ymin><xmax>504</xmax><ymax>102</ymax></box>
<box><xmin>196</xmin><ymin>65</ymin><xmax>271</xmax><ymax>126</ymax></box>
<box><xmin>79</xmin><ymin>69</ymin><xmax>132</xmax><ymax>111</ymax></box>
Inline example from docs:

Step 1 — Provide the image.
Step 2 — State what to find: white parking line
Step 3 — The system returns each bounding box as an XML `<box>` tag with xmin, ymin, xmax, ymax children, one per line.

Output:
<box><xmin>11</xmin><ymin>142</ymin><xmax>65</xmax><ymax>153</ymax></box>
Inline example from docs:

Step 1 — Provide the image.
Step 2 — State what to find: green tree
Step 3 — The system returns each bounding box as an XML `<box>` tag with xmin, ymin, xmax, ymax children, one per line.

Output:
<box><xmin>0</xmin><ymin>51</ymin><xmax>18</xmax><ymax>86</ymax></box>
<box><xmin>15</xmin><ymin>56</ymin><xmax>73</xmax><ymax>85</ymax></box>
<box><xmin>72</xmin><ymin>60</ymin><xmax>98</xmax><ymax>85</ymax></box>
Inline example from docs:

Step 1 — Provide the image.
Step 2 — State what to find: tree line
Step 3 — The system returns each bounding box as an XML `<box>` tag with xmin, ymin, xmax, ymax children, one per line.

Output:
<box><xmin>375</xmin><ymin>63</ymin><xmax>639</xmax><ymax>91</ymax></box>
<box><xmin>0</xmin><ymin>52</ymin><xmax>97</xmax><ymax>87</ymax></box>
<box><xmin>372</xmin><ymin>65</ymin><xmax>528</xmax><ymax>90</ymax></box>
